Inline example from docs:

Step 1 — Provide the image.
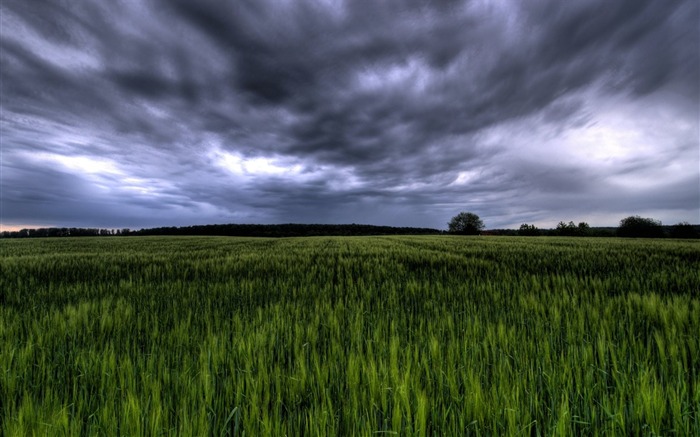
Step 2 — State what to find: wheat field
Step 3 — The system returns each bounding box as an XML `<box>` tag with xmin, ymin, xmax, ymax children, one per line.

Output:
<box><xmin>1</xmin><ymin>236</ymin><xmax>698</xmax><ymax>435</ymax></box>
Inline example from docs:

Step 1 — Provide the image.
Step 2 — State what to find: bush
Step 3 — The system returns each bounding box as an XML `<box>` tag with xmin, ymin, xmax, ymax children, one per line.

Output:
<box><xmin>617</xmin><ymin>216</ymin><xmax>664</xmax><ymax>238</ymax></box>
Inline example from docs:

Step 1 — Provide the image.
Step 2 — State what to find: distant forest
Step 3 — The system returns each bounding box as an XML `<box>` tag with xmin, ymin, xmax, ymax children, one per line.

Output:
<box><xmin>1</xmin><ymin>223</ymin><xmax>441</xmax><ymax>239</ymax></box>
<box><xmin>2</xmin><ymin>222</ymin><xmax>698</xmax><ymax>239</ymax></box>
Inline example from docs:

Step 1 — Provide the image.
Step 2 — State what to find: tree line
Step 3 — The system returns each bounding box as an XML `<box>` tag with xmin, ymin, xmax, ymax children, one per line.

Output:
<box><xmin>0</xmin><ymin>227</ymin><xmax>132</xmax><ymax>238</ymax></box>
<box><xmin>2</xmin><ymin>215</ymin><xmax>698</xmax><ymax>239</ymax></box>
<box><xmin>448</xmin><ymin>212</ymin><xmax>699</xmax><ymax>238</ymax></box>
<box><xmin>1</xmin><ymin>224</ymin><xmax>442</xmax><ymax>239</ymax></box>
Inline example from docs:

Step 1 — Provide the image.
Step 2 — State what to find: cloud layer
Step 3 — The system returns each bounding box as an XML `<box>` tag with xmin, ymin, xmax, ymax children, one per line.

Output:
<box><xmin>2</xmin><ymin>0</ymin><xmax>698</xmax><ymax>230</ymax></box>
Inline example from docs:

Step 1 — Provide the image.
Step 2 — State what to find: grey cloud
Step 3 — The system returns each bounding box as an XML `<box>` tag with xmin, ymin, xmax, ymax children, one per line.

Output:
<box><xmin>1</xmin><ymin>0</ymin><xmax>698</xmax><ymax>230</ymax></box>
<box><xmin>2</xmin><ymin>157</ymin><xmax>118</xmax><ymax>226</ymax></box>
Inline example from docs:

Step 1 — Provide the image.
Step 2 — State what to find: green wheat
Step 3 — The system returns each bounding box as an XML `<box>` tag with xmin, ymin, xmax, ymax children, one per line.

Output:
<box><xmin>1</xmin><ymin>236</ymin><xmax>698</xmax><ymax>435</ymax></box>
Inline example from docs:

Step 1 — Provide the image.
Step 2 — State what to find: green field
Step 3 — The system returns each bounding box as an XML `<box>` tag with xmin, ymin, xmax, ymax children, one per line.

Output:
<box><xmin>1</xmin><ymin>236</ymin><xmax>699</xmax><ymax>435</ymax></box>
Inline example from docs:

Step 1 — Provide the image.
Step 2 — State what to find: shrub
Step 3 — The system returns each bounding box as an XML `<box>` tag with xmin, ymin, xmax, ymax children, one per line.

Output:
<box><xmin>617</xmin><ymin>216</ymin><xmax>664</xmax><ymax>238</ymax></box>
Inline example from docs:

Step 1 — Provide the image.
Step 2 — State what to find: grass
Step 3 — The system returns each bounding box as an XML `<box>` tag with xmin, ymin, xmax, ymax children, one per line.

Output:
<box><xmin>1</xmin><ymin>235</ymin><xmax>699</xmax><ymax>435</ymax></box>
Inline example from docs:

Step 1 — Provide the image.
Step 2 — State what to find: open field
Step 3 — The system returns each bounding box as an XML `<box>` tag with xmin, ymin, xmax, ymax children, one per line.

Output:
<box><xmin>1</xmin><ymin>236</ymin><xmax>699</xmax><ymax>435</ymax></box>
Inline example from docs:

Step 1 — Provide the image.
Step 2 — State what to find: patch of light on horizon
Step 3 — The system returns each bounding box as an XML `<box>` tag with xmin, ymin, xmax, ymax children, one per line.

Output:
<box><xmin>0</xmin><ymin>223</ymin><xmax>54</xmax><ymax>232</ymax></box>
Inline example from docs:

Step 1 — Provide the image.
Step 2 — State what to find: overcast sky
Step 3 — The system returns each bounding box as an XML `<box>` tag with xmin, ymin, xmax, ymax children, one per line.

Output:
<box><xmin>1</xmin><ymin>0</ymin><xmax>698</xmax><ymax>231</ymax></box>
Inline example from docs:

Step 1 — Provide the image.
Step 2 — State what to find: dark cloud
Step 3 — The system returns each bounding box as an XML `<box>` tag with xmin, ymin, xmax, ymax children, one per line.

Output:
<box><xmin>1</xmin><ymin>0</ymin><xmax>698</xmax><ymax>230</ymax></box>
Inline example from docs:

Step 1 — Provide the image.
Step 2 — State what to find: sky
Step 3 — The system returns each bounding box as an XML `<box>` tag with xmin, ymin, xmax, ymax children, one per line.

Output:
<box><xmin>1</xmin><ymin>0</ymin><xmax>698</xmax><ymax>231</ymax></box>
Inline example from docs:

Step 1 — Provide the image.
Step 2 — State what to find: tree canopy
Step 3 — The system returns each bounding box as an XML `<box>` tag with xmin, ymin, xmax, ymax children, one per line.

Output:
<box><xmin>617</xmin><ymin>216</ymin><xmax>664</xmax><ymax>238</ymax></box>
<box><xmin>518</xmin><ymin>224</ymin><xmax>541</xmax><ymax>236</ymax></box>
<box><xmin>556</xmin><ymin>221</ymin><xmax>590</xmax><ymax>236</ymax></box>
<box><xmin>448</xmin><ymin>212</ymin><xmax>484</xmax><ymax>235</ymax></box>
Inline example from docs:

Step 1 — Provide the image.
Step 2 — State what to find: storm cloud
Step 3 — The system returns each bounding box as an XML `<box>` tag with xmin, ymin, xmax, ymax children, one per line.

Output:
<box><xmin>1</xmin><ymin>0</ymin><xmax>698</xmax><ymax>230</ymax></box>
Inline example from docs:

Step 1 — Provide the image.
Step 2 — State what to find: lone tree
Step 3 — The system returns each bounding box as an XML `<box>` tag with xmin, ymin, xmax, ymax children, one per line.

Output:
<box><xmin>448</xmin><ymin>212</ymin><xmax>484</xmax><ymax>235</ymax></box>
<box><xmin>617</xmin><ymin>215</ymin><xmax>664</xmax><ymax>238</ymax></box>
